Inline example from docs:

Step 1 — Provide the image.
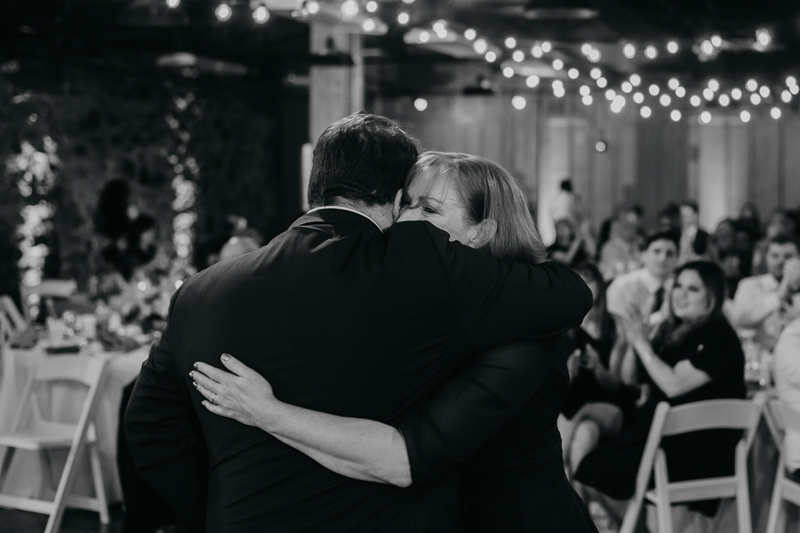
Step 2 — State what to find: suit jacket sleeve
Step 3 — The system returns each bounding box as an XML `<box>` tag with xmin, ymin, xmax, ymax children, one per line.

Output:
<box><xmin>123</xmin><ymin>288</ymin><xmax>208</xmax><ymax>533</ymax></box>
<box><xmin>413</xmin><ymin>222</ymin><xmax>593</xmax><ymax>350</ymax></box>
<box><xmin>397</xmin><ymin>340</ymin><xmax>564</xmax><ymax>484</ymax></box>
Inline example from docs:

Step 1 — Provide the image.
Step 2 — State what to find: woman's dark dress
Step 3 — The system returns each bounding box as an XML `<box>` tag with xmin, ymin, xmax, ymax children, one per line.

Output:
<box><xmin>398</xmin><ymin>340</ymin><xmax>598</xmax><ymax>533</ymax></box>
<box><xmin>561</xmin><ymin>318</ymin><xmax>637</xmax><ymax>428</ymax></box>
<box><xmin>573</xmin><ymin>315</ymin><xmax>746</xmax><ymax>514</ymax></box>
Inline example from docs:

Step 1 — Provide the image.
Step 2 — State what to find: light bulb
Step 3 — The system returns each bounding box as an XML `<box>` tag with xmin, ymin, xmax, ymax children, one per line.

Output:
<box><xmin>505</xmin><ymin>37</ymin><xmax>517</xmax><ymax>49</ymax></box>
<box><xmin>719</xmin><ymin>94</ymin><xmax>730</xmax><ymax>106</ymax></box>
<box><xmin>397</xmin><ymin>12</ymin><xmax>409</xmax><ymax>24</ymax></box>
<box><xmin>215</xmin><ymin>3</ymin><xmax>232</xmax><ymax>21</ymax></box>
<box><xmin>630</xmin><ymin>74</ymin><xmax>641</xmax><ymax>86</ymax></box>
<box><xmin>771</xmin><ymin>107</ymin><xmax>781</xmax><ymax>119</ymax></box>
<box><xmin>731</xmin><ymin>88</ymin><xmax>742</xmax><ymax>100</ymax></box>
<box><xmin>512</xmin><ymin>96</ymin><xmax>526</xmax><ymax>110</ymax></box>
<box><xmin>633</xmin><ymin>92</ymin><xmax>644</xmax><ymax>104</ymax></box>
<box><xmin>552</xmin><ymin>59</ymin><xmax>564</xmax><ymax>70</ymax></box>
<box><xmin>527</xmin><ymin>75</ymin><xmax>540</xmax><ymax>88</ymax></box>
<box><xmin>701</xmin><ymin>40</ymin><xmax>714</xmax><ymax>55</ymax></box>
<box><xmin>710</xmin><ymin>35</ymin><xmax>722</xmax><ymax>47</ymax></box>
<box><xmin>253</xmin><ymin>5</ymin><xmax>269</xmax><ymax>23</ymax></box>
<box><xmin>582</xmin><ymin>95</ymin><xmax>593</xmax><ymax>106</ymax></box>
<box><xmin>365</xmin><ymin>0</ymin><xmax>377</xmax><ymax>12</ymax></box>
<box><xmin>473</xmin><ymin>39</ymin><xmax>487</xmax><ymax>54</ymax></box>
<box><xmin>690</xmin><ymin>95</ymin><xmax>701</xmax><ymax>107</ymax></box>
<box><xmin>581</xmin><ymin>43</ymin><xmax>593</xmax><ymax>55</ymax></box>
<box><xmin>782</xmin><ymin>90</ymin><xmax>792</xmax><ymax>103</ymax></box>
<box><xmin>668</xmin><ymin>78</ymin><xmax>679</xmax><ymax>90</ymax></box>
<box><xmin>531</xmin><ymin>45</ymin><xmax>543</xmax><ymax>58</ymax></box>
<box><xmin>756</xmin><ymin>28</ymin><xmax>772</xmax><ymax>47</ymax></box>
<box><xmin>623</xmin><ymin>43</ymin><xmax>636</xmax><ymax>58</ymax></box>
<box><xmin>485</xmin><ymin>51</ymin><xmax>497</xmax><ymax>63</ymax></box>
<box><xmin>554</xmin><ymin>86</ymin><xmax>566</xmax><ymax>98</ymax></box>
<box><xmin>503</xmin><ymin>67</ymin><xmax>514</xmax><ymax>78</ymax></box>
<box><xmin>699</xmin><ymin>111</ymin><xmax>712</xmax><ymax>124</ymax></box>
<box><xmin>513</xmin><ymin>50</ymin><xmax>525</xmax><ymax>62</ymax></box>
<box><xmin>670</xmin><ymin>110</ymin><xmax>681</xmax><ymax>121</ymax></box>
<box><xmin>644</xmin><ymin>45</ymin><xmax>657</xmax><ymax>59</ymax></box>
<box><xmin>649</xmin><ymin>84</ymin><xmax>660</xmax><ymax>96</ymax></box>
<box><xmin>759</xmin><ymin>86</ymin><xmax>770</xmax><ymax>98</ymax></box>
<box><xmin>667</xmin><ymin>41</ymin><xmax>678</xmax><ymax>54</ymax></box>
<box><xmin>746</xmin><ymin>79</ymin><xmax>758</xmax><ymax>92</ymax></box>
<box><xmin>541</xmin><ymin>41</ymin><xmax>552</xmax><ymax>53</ymax></box>
<box><xmin>621</xmin><ymin>82</ymin><xmax>633</xmax><ymax>93</ymax></box>
<box><xmin>579</xmin><ymin>85</ymin><xmax>590</xmax><ymax>96</ymax></box>
<box><xmin>675</xmin><ymin>87</ymin><xmax>686</xmax><ymax>98</ymax></box>
<box><xmin>659</xmin><ymin>94</ymin><xmax>671</xmax><ymax>106</ymax></box>
<box><xmin>307</xmin><ymin>1</ymin><xmax>320</xmax><ymax>14</ymax></box>
<box><xmin>588</xmin><ymin>49</ymin><xmax>601</xmax><ymax>62</ymax></box>
<box><xmin>640</xmin><ymin>106</ymin><xmax>652</xmax><ymax>118</ymax></box>
<box><xmin>750</xmin><ymin>93</ymin><xmax>761</xmax><ymax>105</ymax></box>
<box><xmin>703</xmin><ymin>88</ymin><xmax>714</xmax><ymax>101</ymax></box>
<box><xmin>787</xmin><ymin>76</ymin><xmax>798</xmax><ymax>88</ymax></box>
<box><xmin>590</xmin><ymin>68</ymin><xmax>602</xmax><ymax>80</ymax></box>
<box><xmin>166</xmin><ymin>0</ymin><xmax>180</xmax><ymax>8</ymax></box>
<box><xmin>708</xmin><ymin>79</ymin><xmax>719</xmax><ymax>91</ymax></box>
<box><xmin>414</xmin><ymin>98</ymin><xmax>428</xmax><ymax>111</ymax></box>
<box><xmin>568</xmin><ymin>68</ymin><xmax>579</xmax><ymax>79</ymax></box>
<box><xmin>597</xmin><ymin>77</ymin><xmax>608</xmax><ymax>88</ymax></box>
<box><xmin>341</xmin><ymin>0</ymin><xmax>359</xmax><ymax>17</ymax></box>
<box><xmin>740</xmin><ymin>110</ymin><xmax>751</xmax><ymax>122</ymax></box>
<box><xmin>464</xmin><ymin>29</ymin><xmax>476</xmax><ymax>41</ymax></box>
<box><xmin>605</xmin><ymin>89</ymin><xmax>616</xmax><ymax>101</ymax></box>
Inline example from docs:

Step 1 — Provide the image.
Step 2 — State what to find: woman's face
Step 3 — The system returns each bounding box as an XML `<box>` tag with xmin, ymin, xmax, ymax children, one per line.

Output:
<box><xmin>671</xmin><ymin>269</ymin><xmax>713</xmax><ymax>322</ymax></box>
<box><xmin>397</xmin><ymin>168</ymin><xmax>480</xmax><ymax>246</ymax></box>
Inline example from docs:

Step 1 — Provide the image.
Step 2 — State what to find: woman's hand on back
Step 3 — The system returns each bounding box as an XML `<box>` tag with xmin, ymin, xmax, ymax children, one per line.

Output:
<box><xmin>191</xmin><ymin>354</ymin><xmax>278</xmax><ymax>428</ymax></box>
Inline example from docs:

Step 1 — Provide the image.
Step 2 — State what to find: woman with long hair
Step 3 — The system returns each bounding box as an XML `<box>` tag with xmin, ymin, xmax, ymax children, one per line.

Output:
<box><xmin>192</xmin><ymin>151</ymin><xmax>597</xmax><ymax>532</ymax></box>
<box><xmin>572</xmin><ymin>261</ymin><xmax>746</xmax><ymax>516</ymax></box>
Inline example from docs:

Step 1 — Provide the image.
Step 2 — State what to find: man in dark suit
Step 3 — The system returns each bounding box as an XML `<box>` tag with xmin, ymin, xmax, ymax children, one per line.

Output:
<box><xmin>124</xmin><ymin>113</ymin><xmax>592</xmax><ymax>532</ymax></box>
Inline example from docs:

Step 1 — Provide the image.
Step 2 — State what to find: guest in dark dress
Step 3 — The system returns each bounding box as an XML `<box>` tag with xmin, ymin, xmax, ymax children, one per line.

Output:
<box><xmin>559</xmin><ymin>263</ymin><xmax>637</xmax><ymax>473</ymax></box>
<box><xmin>192</xmin><ymin>152</ymin><xmax>597</xmax><ymax>532</ymax></box>
<box><xmin>573</xmin><ymin>261</ymin><xmax>746</xmax><ymax>515</ymax></box>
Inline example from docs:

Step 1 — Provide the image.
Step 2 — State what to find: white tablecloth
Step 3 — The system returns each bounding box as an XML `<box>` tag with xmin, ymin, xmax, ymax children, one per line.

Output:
<box><xmin>0</xmin><ymin>342</ymin><xmax>150</xmax><ymax>504</ymax></box>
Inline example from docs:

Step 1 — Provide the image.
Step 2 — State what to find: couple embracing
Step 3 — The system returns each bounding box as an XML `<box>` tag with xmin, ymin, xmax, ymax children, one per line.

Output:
<box><xmin>125</xmin><ymin>113</ymin><xmax>598</xmax><ymax>532</ymax></box>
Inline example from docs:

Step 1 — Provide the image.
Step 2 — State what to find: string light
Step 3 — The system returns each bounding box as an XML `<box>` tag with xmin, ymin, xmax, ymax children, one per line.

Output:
<box><xmin>787</xmin><ymin>76</ymin><xmax>798</xmax><ymax>88</ymax></box>
<box><xmin>581</xmin><ymin>43</ymin><xmax>593</xmax><ymax>55</ymax></box>
<box><xmin>464</xmin><ymin>29</ymin><xmax>476</xmax><ymax>40</ymax></box>
<box><xmin>419</xmin><ymin>31</ymin><xmax>429</xmax><ymax>43</ymax></box>
<box><xmin>792</xmin><ymin>85</ymin><xmax>800</xmax><ymax>96</ymax></box>
<box><xmin>623</xmin><ymin>43</ymin><xmax>636</xmax><ymax>58</ymax></box>
<box><xmin>513</xmin><ymin>50</ymin><xmax>525</xmax><ymax>62</ymax></box>
<box><xmin>756</xmin><ymin>28</ymin><xmax>772</xmax><ymax>48</ymax></box>
<box><xmin>668</xmin><ymin>78</ymin><xmax>680</xmax><ymax>90</ymax></box>
<box><xmin>433</xmin><ymin>20</ymin><xmax>446</xmax><ymax>33</ymax></box>
<box><xmin>690</xmin><ymin>95</ymin><xmax>701</xmax><ymax>106</ymax></box>
<box><xmin>397</xmin><ymin>12</ymin><xmax>409</xmax><ymax>24</ymax></box>
<box><xmin>595</xmin><ymin>141</ymin><xmax>607</xmax><ymax>152</ymax></box>
<box><xmin>675</xmin><ymin>87</ymin><xmax>686</xmax><ymax>98</ymax></box>
<box><xmin>414</xmin><ymin>98</ymin><xmax>428</xmax><ymax>111</ymax></box>
<box><xmin>253</xmin><ymin>5</ymin><xmax>269</xmax><ymax>23</ymax></box>
<box><xmin>307</xmin><ymin>1</ymin><xmax>320</xmax><ymax>13</ymax></box>
<box><xmin>485</xmin><ymin>51</ymin><xmax>497</xmax><ymax>62</ymax></box>
<box><xmin>630</xmin><ymin>74</ymin><xmax>641</xmax><ymax>86</ymax></box>
<box><xmin>659</xmin><ymin>94</ymin><xmax>671</xmax><ymax>106</ymax></box>
<box><xmin>649</xmin><ymin>84</ymin><xmax>660</xmax><ymax>96</ymax></box>
<box><xmin>701</xmin><ymin>40</ymin><xmax>714</xmax><ymax>56</ymax></box>
<box><xmin>215</xmin><ymin>3</ymin><xmax>232</xmax><ymax>21</ymax></box>
<box><xmin>366</xmin><ymin>0</ymin><xmax>378</xmax><ymax>12</ymax></box>
<box><xmin>473</xmin><ymin>39</ymin><xmax>487</xmax><ymax>54</ymax></box>
<box><xmin>590</xmin><ymin>68</ymin><xmax>602</xmax><ymax>80</ymax></box>
<box><xmin>731</xmin><ymin>88</ymin><xmax>742</xmax><ymax>100</ymax></box>
<box><xmin>746</xmin><ymin>79</ymin><xmax>758</xmax><ymax>92</ymax></box>
<box><xmin>750</xmin><ymin>93</ymin><xmax>761</xmax><ymax>105</ymax></box>
<box><xmin>166</xmin><ymin>0</ymin><xmax>180</xmax><ymax>8</ymax></box>
<box><xmin>671</xmin><ymin>110</ymin><xmax>681</xmax><ymax>121</ymax></box>
<box><xmin>341</xmin><ymin>0</ymin><xmax>359</xmax><ymax>17</ymax></box>
<box><xmin>611</xmin><ymin>95</ymin><xmax>626</xmax><ymax>113</ymax></box>
<box><xmin>511</xmin><ymin>96</ymin><xmax>526</xmax><ymax>110</ymax></box>
<box><xmin>708</xmin><ymin>79</ymin><xmax>719</xmax><ymax>91</ymax></box>
<box><xmin>699</xmin><ymin>110</ymin><xmax>712</xmax><ymax>124</ymax></box>
<box><xmin>527</xmin><ymin>75</ymin><xmax>540</xmax><ymax>88</ymax></box>
<box><xmin>597</xmin><ymin>77</ymin><xmax>608</xmax><ymax>88</ymax></box>
<box><xmin>401</xmin><ymin>0</ymin><xmax>414</xmax><ymax>4</ymax></box>
<box><xmin>667</xmin><ymin>41</ymin><xmax>679</xmax><ymax>53</ymax></box>
<box><xmin>552</xmin><ymin>59</ymin><xmax>564</xmax><ymax>70</ymax></box>
<box><xmin>579</xmin><ymin>85</ymin><xmax>590</xmax><ymax>96</ymax></box>
<box><xmin>782</xmin><ymin>90</ymin><xmax>792</xmax><ymax>103</ymax></box>
<box><xmin>710</xmin><ymin>35</ymin><xmax>722</xmax><ymax>47</ymax></box>
<box><xmin>541</xmin><ymin>41</ymin><xmax>552</xmax><ymax>53</ymax></box>
<box><xmin>531</xmin><ymin>45</ymin><xmax>543</xmax><ymax>58</ymax></box>
<box><xmin>568</xmin><ymin>68</ymin><xmax>579</xmax><ymax>79</ymax></box>
<box><xmin>605</xmin><ymin>89</ymin><xmax>616</xmax><ymax>101</ymax></box>
<box><xmin>640</xmin><ymin>106</ymin><xmax>652</xmax><ymax>118</ymax></box>
<box><xmin>621</xmin><ymin>81</ymin><xmax>633</xmax><ymax>93</ymax></box>
<box><xmin>644</xmin><ymin>45</ymin><xmax>657</xmax><ymax>59</ymax></box>
<box><xmin>633</xmin><ymin>92</ymin><xmax>644</xmax><ymax>104</ymax></box>
<box><xmin>771</xmin><ymin>107</ymin><xmax>781</xmax><ymax>119</ymax></box>
<box><xmin>554</xmin><ymin>86</ymin><xmax>566</xmax><ymax>98</ymax></box>
<box><xmin>759</xmin><ymin>86</ymin><xmax>770</xmax><ymax>98</ymax></box>
<box><xmin>505</xmin><ymin>37</ymin><xmax>517</xmax><ymax>49</ymax></box>
<box><xmin>719</xmin><ymin>94</ymin><xmax>730</xmax><ymax>106</ymax></box>
<box><xmin>503</xmin><ymin>67</ymin><xmax>514</xmax><ymax>78</ymax></box>
<box><xmin>588</xmin><ymin>49</ymin><xmax>601</xmax><ymax>62</ymax></box>
<box><xmin>582</xmin><ymin>95</ymin><xmax>593</xmax><ymax>106</ymax></box>
<box><xmin>740</xmin><ymin>110</ymin><xmax>751</xmax><ymax>122</ymax></box>
<box><xmin>703</xmin><ymin>88</ymin><xmax>714</xmax><ymax>100</ymax></box>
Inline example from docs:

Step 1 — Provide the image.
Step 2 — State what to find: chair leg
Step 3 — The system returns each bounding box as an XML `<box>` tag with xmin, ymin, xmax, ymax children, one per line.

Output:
<box><xmin>44</xmin><ymin>439</ymin><xmax>88</xmax><ymax>533</ymax></box>
<box><xmin>0</xmin><ymin>446</ymin><xmax>16</xmax><ymax>491</ymax></box>
<box><xmin>88</xmin><ymin>441</ymin><xmax>109</xmax><ymax>524</ymax></box>
<box><xmin>653</xmin><ymin>451</ymin><xmax>673</xmax><ymax>533</ymax></box>
<box><xmin>735</xmin><ymin>443</ymin><xmax>752</xmax><ymax>533</ymax></box>
<box><xmin>766</xmin><ymin>465</ymin><xmax>785</xmax><ymax>533</ymax></box>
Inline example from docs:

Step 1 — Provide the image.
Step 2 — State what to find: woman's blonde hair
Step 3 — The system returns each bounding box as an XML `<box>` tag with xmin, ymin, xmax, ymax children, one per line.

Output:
<box><xmin>406</xmin><ymin>151</ymin><xmax>547</xmax><ymax>264</ymax></box>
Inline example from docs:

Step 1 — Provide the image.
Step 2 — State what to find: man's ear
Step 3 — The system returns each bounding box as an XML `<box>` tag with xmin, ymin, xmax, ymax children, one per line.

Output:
<box><xmin>392</xmin><ymin>189</ymin><xmax>403</xmax><ymax>220</ymax></box>
<box><xmin>470</xmin><ymin>219</ymin><xmax>498</xmax><ymax>248</ymax></box>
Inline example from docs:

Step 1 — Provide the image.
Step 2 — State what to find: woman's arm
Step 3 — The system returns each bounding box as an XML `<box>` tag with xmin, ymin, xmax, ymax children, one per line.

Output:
<box><xmin>621</xmin><ymin>317</ymin><xmax>712</xmax><ymax>398</ymax></box>
<box><xmin>192</xmin><ymin>356</ymin><xmax>412</xmax><ymax>486</ymax></box>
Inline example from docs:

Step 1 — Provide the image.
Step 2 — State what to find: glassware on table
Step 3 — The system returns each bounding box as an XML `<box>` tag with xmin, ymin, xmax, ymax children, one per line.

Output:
<box><xmin>740</xmin><ymin>328</ymin><xmax>771</xmax><ymax>387</ymax></box>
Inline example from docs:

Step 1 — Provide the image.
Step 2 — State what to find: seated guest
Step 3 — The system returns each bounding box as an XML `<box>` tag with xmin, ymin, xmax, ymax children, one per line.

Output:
<box><xmin>548</xmin><ymin>219</ymin><xmax>595</xmax><ymax>267</ymax></box>
<box><xmin>678</xmin><ymin>201</ymin><xmax>710</xmax><ymax>264</ymax></box>
<box><xmin>752</xmin><ymin>211</ymin><xmax>797</xmax><ymax>275</ymax></box>
<box><xmin>774</xmin><ymin>316</ymin><xmax>800</xmax><ymax>480</ymax></box>
<box><xmin>710</xmin><ymin>218</ymin><xmax>748</xmax><ymax>298</ymax></box>
<box><xmin>573</xmin><ymin>261</ymin><xmax>747</xmax><ymax>516</ymax></box>
<box><xmin>559</xmin><ymin>263</ymin><xmax>636</xmax><ymax>472</ymax></box>
<box><xmin>730</xmin><ymin>233</ymin><xmax>800</xmax><ymax>351</ymax></box>
<box><xmin>599</xmin><ymin>208</ymin><xmax>643</xmax><ymax>281</ymax></box>
<box><xmin>606</xmin><ymin>232</ymin><xmax>679</xmax><ymax>386</ymax></box>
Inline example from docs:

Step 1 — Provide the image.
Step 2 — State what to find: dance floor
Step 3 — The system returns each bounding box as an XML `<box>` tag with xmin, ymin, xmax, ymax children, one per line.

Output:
<box><xmin>0</xmin><ymin>505</ymin><xmax>188</xmax><ymax>533</ymax></box>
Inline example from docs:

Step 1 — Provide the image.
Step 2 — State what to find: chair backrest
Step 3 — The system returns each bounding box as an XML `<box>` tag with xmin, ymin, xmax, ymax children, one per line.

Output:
<box><xmin>661</xmin><ymin>399</ymin><xmax>761</xmax><ymax>437</ymax></box>
<box><xmin>19</xmin><ymin>280</ymin><xmax>77</xmax><ymax>321</ymax></box>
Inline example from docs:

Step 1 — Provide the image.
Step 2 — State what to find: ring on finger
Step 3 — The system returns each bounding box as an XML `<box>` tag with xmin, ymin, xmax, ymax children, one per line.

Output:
<box><xmin>211</xmin><ymin>393</ymin><xmax>217</xmax><ymax>404</ymax></box>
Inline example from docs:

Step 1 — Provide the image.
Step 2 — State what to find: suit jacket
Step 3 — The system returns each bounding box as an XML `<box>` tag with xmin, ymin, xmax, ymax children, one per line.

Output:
<box><xmin>124</xmin><ymin>208</ymin><xmax>592</xmax><ymax>533</ymax></box>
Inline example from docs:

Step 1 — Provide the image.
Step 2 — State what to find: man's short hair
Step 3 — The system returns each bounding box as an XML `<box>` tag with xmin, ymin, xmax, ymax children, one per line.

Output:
<box><xmin>307</xmin><ymin>112</ymin><xmax>420</xmax><ymax>208</ymax></box>
<box><xmin>768</xmin><ymin>232</ymin><xmax>800</xmax><ymax>252</ymax></box>
<box><xmin>643</xmin><ymin>231</ymin><xmax>679</xmax><ymax>251</ymax></box>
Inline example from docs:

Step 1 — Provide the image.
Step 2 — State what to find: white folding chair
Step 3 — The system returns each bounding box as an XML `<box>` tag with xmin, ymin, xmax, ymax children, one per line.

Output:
<box><xmin>766</xmin><ymin>399</ymin><xmax>800</xmax><ymax>533</ymax></box>
<box><xmin>0</xmin><ymin>354</ymin><xmax>109</xmax><ymax>533</ymax></box>
<box><xmin>619</xmin><ymin>398</ymin><xmax>762</xmax><ymax>533</ymax></box>
<box><xmin>0</xmin><ymin>295</ymin><xmax>27</xmax><ymax>333</ymax></box>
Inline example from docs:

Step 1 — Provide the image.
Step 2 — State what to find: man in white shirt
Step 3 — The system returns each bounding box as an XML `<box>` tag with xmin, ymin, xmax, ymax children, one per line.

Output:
<box><xmin>774</xmin><ymin>316</ymin><xmax>800</xmax><ymax>477</ymax></box>
<box><xmin>678</xmin><ymin>201</ymin><xmax>710</xmax><ymax>264</ymax></box>
<box><xmin>599</xmin><ymin>208</ymin><xmax>643</xmax><ymax>282</ymax></box>
<box><xmin>731</xmin><ymin>233</ymin><xmax>800</xmax><ymax>351</ymax></box>
<box><xmin>606</xmin><ymin>232</ymin><xmax>679</xmax><ymax>385</ymax></box>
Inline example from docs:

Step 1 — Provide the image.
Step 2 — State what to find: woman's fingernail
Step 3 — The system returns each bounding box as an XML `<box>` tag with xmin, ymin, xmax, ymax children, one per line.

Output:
<box><xmin>189</xmin><ymin>371</ymin><xmax>194</xmax><ymax>378</ymax></box>
<box><xmin>221</xmin><ymin>354</ymin><xmax>230</xmax><ymax>361</ymax></box>
<box><xmin>193</xmin><ymin>363</ymin><xmax>198</xmax><ymax>368</ymax></box>
<box><xmin>193</xmin><ymin>381</ymin><xmax>198</xmax><ymax>387</ymax></box>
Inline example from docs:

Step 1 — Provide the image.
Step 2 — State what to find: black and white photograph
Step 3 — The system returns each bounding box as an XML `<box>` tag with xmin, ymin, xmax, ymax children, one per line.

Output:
<box><xmin>1</xmin><ymin>1</ymin><xmax>800</xmax><ymax>532</ymax></box>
